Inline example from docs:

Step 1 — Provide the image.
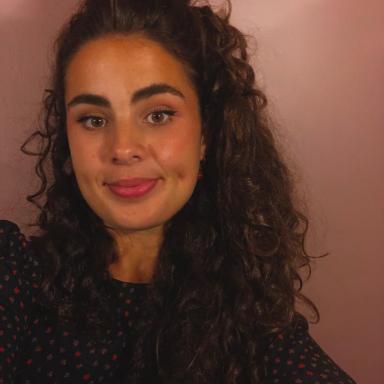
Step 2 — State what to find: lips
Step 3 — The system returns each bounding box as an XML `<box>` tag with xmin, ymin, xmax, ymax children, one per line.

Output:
<box><xmin>108</xmin><ymin>178</ymin><xmax>158</xmax><ymax>187</ymax></box>
<box><xmin>106</xmin><ymin>178</ymin><xmax>159</xmax><ymax>198</ymax></box>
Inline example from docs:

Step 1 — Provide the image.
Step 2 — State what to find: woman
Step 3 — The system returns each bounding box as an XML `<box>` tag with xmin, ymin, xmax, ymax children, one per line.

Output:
<box><xmin>0</xmin><ymin>0</ymin><xmax>356</xmax><ymax>383</ymax></box>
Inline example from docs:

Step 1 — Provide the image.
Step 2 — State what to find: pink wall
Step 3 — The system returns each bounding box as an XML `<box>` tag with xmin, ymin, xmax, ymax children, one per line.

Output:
<box><xmin>232</xmin><ymin>1</ymin><xmax>383</xmax><ymax>383</ymax></box>
<box><xmin>1</xmin><ymin>1</ymin><xmax>382</xmax><ymax>382</ymax></box>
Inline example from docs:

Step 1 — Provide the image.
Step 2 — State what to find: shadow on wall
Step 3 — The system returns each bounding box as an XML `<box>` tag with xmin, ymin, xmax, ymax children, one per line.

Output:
<box><xmin>0</xmin><ymin>0</ymin><xmax>78</xmax><ymax>230</ymax></box>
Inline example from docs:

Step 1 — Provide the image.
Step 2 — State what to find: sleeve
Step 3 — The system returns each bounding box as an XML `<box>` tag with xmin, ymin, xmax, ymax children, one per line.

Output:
<box><xmin>262</xmin><ymin>313</ymin><xmax>357</xmax><ymax>384</ymax></box>
<box><xmin>0</xmin><ymin>220</ymin><xmax>41</xmax><ymax>384</ymax></box>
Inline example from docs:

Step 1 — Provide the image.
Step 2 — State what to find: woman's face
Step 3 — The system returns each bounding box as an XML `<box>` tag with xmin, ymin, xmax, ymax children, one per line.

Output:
<box><xmin>65</xmin><ymin>34</ymin><xmax>205</xmax><ymax>234</ymax></box>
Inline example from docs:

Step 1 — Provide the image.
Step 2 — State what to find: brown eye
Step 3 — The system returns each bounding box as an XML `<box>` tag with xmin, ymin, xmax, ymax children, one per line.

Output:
<box><xmin>146</xmin><ymin>110</ymin><xmax>176</xmax><ymax>125</ymax></box>
<box><xmin>77</xmin><ymin>116</ymin><xmax>107</xmax><ymax>130</ymax></box>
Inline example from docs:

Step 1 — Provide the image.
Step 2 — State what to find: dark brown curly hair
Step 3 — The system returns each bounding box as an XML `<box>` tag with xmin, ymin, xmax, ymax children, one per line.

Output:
<box><xmin>22</xmin><ymin>0</ymin><xmax>319</xmax><ymax>382</ymax></box>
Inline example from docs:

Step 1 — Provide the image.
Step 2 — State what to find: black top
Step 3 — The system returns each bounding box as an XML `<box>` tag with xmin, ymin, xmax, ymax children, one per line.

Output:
<box><xmin>0</xmin><ymin>220</ymin><xmax>356</xmax><ymax>384</ymax></box>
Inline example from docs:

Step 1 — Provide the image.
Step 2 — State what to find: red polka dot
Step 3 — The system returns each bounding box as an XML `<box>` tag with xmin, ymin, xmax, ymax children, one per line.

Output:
<box><xmin>0</xmin><ymin>227</ymin><xmax>357</xmax><ymax>384</ymax></box>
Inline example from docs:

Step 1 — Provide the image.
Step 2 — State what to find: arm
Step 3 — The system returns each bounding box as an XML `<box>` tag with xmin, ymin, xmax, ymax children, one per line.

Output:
<box><xmin>263</xmin><ymin>313</ymin><xmax>357</xmax><ymax>383</ymax></box>
<box><xmin>0</xmin><ymin>221</ymin><xmax>36</xmax><ymax>383</ymax></box>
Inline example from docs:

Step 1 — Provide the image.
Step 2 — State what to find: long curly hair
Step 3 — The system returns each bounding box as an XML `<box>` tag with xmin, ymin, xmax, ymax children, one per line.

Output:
<box><xmin>22</xmin><ymin>0</ymin><xmax>319</xmax><ymax>382</ymax></box>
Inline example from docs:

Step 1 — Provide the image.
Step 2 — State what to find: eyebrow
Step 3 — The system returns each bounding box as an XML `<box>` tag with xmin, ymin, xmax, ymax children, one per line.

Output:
<box><xmin>132</xmin><ymin>83</ymin><xmax>185</xmax><ymax>103</ymax></box>
<box><xmin>67</xmin><ymin>83</ymin><xmax>185</xmax><ymax>109</ymax></box>
<box><xmin>67</xmin><ymin>93</ymin><xmax>110</xmax><ymax>109</ymax></box>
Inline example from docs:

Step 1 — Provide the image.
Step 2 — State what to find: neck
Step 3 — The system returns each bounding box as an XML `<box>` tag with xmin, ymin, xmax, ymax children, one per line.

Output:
<box><xmin>107</xmin><ymin>225</ymin><xmax>163</xmax><ymax>283</ymax></box>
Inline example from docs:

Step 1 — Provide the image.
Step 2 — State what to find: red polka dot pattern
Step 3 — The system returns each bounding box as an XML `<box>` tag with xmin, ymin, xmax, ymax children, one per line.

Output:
<box><xmin>0</xmin><ymin>221</ymin><xmax>146</xmax><ymax>383</ymax></box>
<box><xmin>262</xmin><ymin>312</ymin><xmax>356</xmax><ymax>382</ymax></box>
<box><xmin>0</xmin><ymin>220</ymin><xmax>357</xmax><ymax>383</ymax></box>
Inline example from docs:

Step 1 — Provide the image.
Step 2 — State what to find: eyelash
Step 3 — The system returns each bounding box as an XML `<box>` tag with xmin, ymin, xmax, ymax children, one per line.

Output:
<box><xmin>77</xmin><ymin>116</ymin><xmax>106</xmax><ymax>130</ymax></box>
<box><xmin>76</xmin><ymin>108</ymin><xmax>177</xmax><ymax>130</ymax></box>
<box><xmin>145</xmin><ymin>108</ymin><xmax>176</xmax><ymax>125</ymax></box>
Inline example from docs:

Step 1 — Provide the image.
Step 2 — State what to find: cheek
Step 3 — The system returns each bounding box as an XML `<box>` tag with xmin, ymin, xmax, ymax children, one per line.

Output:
<box><xmin>67</xmin><ymin>129</ymin><xmax>100</xmax><ymax>180</ymax></box>
<box><xmin>154</xmin><ymin>132</ymin><xmax>201</xmax><ymax>178</ymax></box>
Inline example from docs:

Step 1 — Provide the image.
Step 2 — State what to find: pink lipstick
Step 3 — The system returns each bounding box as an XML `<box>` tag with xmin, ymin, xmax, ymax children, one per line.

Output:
<box><xmin>107</xmin><ymin>178</ymin><xmax>158</xmax><ymax>198</ymax></box>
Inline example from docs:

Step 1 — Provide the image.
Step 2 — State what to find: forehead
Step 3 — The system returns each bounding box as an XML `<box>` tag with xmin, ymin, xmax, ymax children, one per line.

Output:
<box><xmin>65</xmin><ymin>34</ymin><xmax>196</xmax><ymax>100</ymax></box>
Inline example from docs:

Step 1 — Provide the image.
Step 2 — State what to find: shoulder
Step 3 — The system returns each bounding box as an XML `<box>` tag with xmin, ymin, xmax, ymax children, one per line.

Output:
<box><xmin>0</xmin><ymin>220</ymin><xmax>42</xmax><ymax>297</ymax></box>
<box><xmin>263</xmin><ymin>313</ymin><xmax>357</xmax><ymax>383</ymax></box>
<box><xmin>0</xmin><ymin>220</ymin><xmax>30</xmax><ymax>267</ymax></box>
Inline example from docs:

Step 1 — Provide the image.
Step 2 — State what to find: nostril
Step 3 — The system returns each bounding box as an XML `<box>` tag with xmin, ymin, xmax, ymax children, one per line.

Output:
<box><xmin>112</xmin><ymin>154</ymin><xmax>142</xmax><ymax>165</ymax></box>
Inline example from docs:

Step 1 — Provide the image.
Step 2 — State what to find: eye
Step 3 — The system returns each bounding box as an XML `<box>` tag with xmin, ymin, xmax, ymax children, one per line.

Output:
<box><xmin>145</xmin><ymin>109</ymin><xmax>176</xmax><ymax>125</ymax></box>
<box><xmin>77</xmin><ymin>115</ymin><xmax>107</xmax><ymax>130</ymax></box>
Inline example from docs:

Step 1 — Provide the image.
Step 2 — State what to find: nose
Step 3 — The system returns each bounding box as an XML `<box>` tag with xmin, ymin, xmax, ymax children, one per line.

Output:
<box><xmin>107</xmin><ymin>124</ymin><xmax>147</xmax><ymax>165</ymax></box>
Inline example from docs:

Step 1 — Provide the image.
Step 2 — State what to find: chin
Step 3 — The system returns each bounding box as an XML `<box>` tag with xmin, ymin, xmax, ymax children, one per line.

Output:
<box><xmin>102</xmin><ymin>214</ymin><xmax>166</xmax><ymax>233</ymax></box>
